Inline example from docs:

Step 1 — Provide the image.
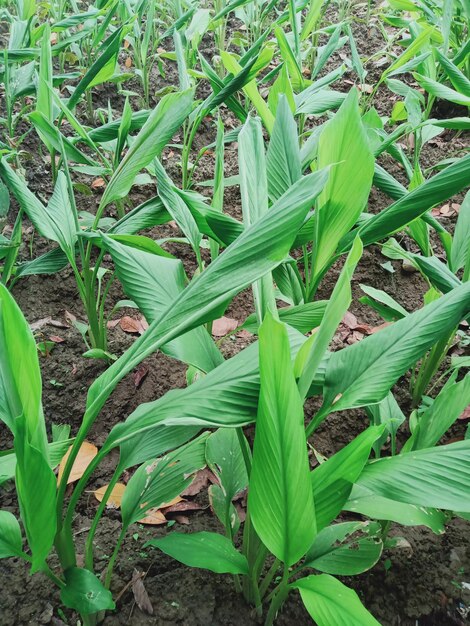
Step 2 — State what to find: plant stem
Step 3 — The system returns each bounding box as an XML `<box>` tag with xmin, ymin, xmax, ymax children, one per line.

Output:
<box><xmin>264</xmin><ymin>566</ymin><xmax>289</xmax><ymax>626</ymax></box>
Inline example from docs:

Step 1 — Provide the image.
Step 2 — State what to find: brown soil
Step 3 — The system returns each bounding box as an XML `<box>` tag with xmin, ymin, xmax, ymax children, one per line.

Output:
<box><xmin>1</xmin><ymin>2</ymin><xmax>469</xmax><ymax>626</ymax></box>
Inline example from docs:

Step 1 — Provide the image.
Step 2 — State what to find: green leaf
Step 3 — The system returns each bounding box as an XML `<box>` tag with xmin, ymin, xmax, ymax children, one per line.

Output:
<box><xmin>451</xmin><ymin>190</ymin><xmax>470</xmax><ymax>273</ymax></box>
<box><xmin>206</xmin><ymin>428</ymin><xmax>248</xmax><ymax>503</ymax></box>
<box><xmin>359</xmin><ymin>284</ymin><xmax>408</xmax><ymax>321</ymax></box>
<box><xmin>344</xmin><ymin>153</ymin><xmax>470</xmax><ymax>249</ymax></box>
<box><xmin>101</xmin><ymin>89</ymin><xmax>194</xmax><ymax>207</ymax></box>
<box><xmin>435</xmin><ymin>49</ymin><xmax>470</xmax><ymax>97</ymax></box>
<box><xmin>320</xmin><ymin>281</ymin><xmax>470</xmax><ymax>416</ymax></box>
<box><xmin>304</xmin><ymin>521</ymin><xmax>382</xmax><ymax>575</ymax></box>
<box><xmin>407</xmin><ymin>374</ymin><xmax>470</xmax><ymax>451</ymax></box>
<box><xmin>415</xmin><ymin>73</ymin><xmax>470</xmax><ymax>106</ymax></box>
<box><xmin>266</xmin><ymin>95</ymin><xmax>301</xmax><ymax>202</ymax></box>
<box><xmin>61</xmin><ymin>567</ymin><xmax>115</xmax><ymax>614</ymax></box>
<box><xmin>103</xmin><ymin>236</ymin><xmax>222</xmax><ymax>373</ymax></box>
<box><xmin>0</xmin><ymin>511</ymin><xmax>23</xmax><ymax>558</ymax></box>
<box><xmin>297</xmin><ymin>237</ymin><xmax>363</xmax><ymax>398</ymax></box>
<box><xmin>292</xmin><ymin>574</ymin><xmax>380</xmax><ymax>625</ymax></box>
<box><xmin>153</xmin><ymin>158</ymin><xmax>202</xmax><ymax>259</ymax></box>
<box><xmin>105</xmin><ymin>329</ymin><xmax>313</xmax><ymax>456</ymax></box>
<box><xmin>29</xmin><ymin>112</ymin><xmax>94</xmax><ymax>165</ymax></box>
<box><xmin>0</xmin><ymin>164</ymin><xmax>77</xmax><ymax>263</ymax></box>
<box><xmin>85</xmin><ymin>169</ymin><xmax>329</xmax><ymax>434</ymax></box>
<box><xmin>0</xmin><ymin>284</ymin><xmax>45</xmax><ymax>449</ymax></box>
<box><xmin>357</xmin><ymin>440</ymin><xmax>470</xmax><ymax>512</ymax></box>
<box><xmin>66</xmin><ymin>28</ymin><xmax>123</xmax><ymax>112</ymax></box>
<box><xmin>241</xmin><ymin>301</ymin><xmax>327</xmax><ymax>334</ymax></box>
<box><xmin>311</xmin><ymin>426</ymin><xmax>384</xmax><ymax>531</ymax></box>
<box><xmin>14</xmin><ymin>415</ymin><xmax>56</xmax><ymax>572</ymax></box>
<box><xmin>147</xmin><ymin>531</ymin><xmax>248</xmax><ymax>574</ymax></box>
<box><xmin>382</xmin><ymin>26</ymin><xmax>434</xmax><ymax>79</ymax></box>
<box><xmin>313</xmin><ymin>90</ymin><xmax>374</xmax><ymax>280</ymax></box>
<box><xmin>345</xmin><ymin>484</ymin><xmax>446</xmax><ymax>533</ymax></box>
<box><xmin>249</xmin><ymin>314</ymin><xmax>316</xmax><ymax>566</ymax></box>
<box><xmin>121</xmin><ymin>434</ymin><xmax>208</xmax><ymax>527</ymax></box>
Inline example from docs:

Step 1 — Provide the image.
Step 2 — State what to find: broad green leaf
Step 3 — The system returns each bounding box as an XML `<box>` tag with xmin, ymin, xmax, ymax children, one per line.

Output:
<box><xmin>435</xmin><ymin>49</ymin><xmax>470</xmax><ymax>97</ymax></box>
<box><xmin>321</xmin><ymin>281</ymin><xmax>470</xmax><ymax>415</ymax></box>
<box><xmin>0</xmin><ymin>164</ymin><xmax>77</xmax><ymax>263</ymax></box>
<box><xmin>29</xmin><ymin>112</ymin><xmax>94</xmax><ymax>166</ymax></box>
<box><xmin>153</xmin><ymin>159</ymin><xmax>202</xmax><ymax>260</ymax></box>
<box><xmin>238</xmin><ymin>115</ymin><xmax>273</xmax><ymax>319</ymax></box>
<box><xmin>407</xmin><ymin>374</ymin><xmax>470</xmax><ymax>451</ymax></box>
<box><xmin>357</xmin><ymin>440</ymin><xmax>470</xmax><ymax>511</ymax></box>
<box><xmin>66</xmin><ymin>28</ymin><xmax>123</xmax><ymax>111</ymax></box>
<box><xmin>0</xmin><ymin>438</ymin><xmax>73</xmax><ymax>485</ymax></box>
<box><xmin>101</xmin><ymin>89</ymin><xmax>194</xmax><ymax>207</ymax></box>
<box><xmin>382</xmin><ymin>26</ymin><xmax>434</xmax><ymax>79</ymax></box>
<box><xmin>343</xmin><ymin>153</ymin><xmax>470</xmax><ymax>249</ymax></box>
<box><xmin>313</xmin><ymin>90</ymin><xmax>374</xmax><ymax>281</ymax></box>
<box><xmin>105</xmin><ymin>328</ymin><xmax>317</xmax><ymax>454</ymax></box>
<box><xmin>415</xmin><ymin>73</ymin><xmax>470</xmax><ymax>106</ymax></box>
<box><xmin>206</xmin><ymin>428</ymin><xmax>248</xmax><ymax>503</ymax></box>
<box><xmin>304</xmin><ymin>521</ymin><xmax>382</xmax><ymax>575</ymax></box>
<box><xmin>295</xmin><ymin>88</ymin><xmax>346</xmax><ymax>115</ymax></box>
<box><xmin>103</xmin><ymin>236</ymin><xmax>222</xmax><ymax>373</ymax></box>
<box><xmin>297</xmin><ymin>237</ymin><xmax>362</xmax><ymax>398</ymax></box>
<box><xmin>121</xmin><ymin>434</ymin><xmax>208</xmax><ymax>527</ymax></box>
<box><xmin>147</xmin><ymin>531</ymin><xmax>248</xmax><ymax>574</ymax></box>
<box><xmin>241</xmin><ymin>301</ymin><xmax>327</xmax><ymax>334</ymax></box>
<box><xmin>84</xmin><ymin>169</ymin><xmax>329</xmax><ymax>434</ymax></box>
<box><xmin>221</xmin><ymin>51</ymin><xmax>275</xmax><ymax>134</ymax></box>
<box><xmin>311</xmin><ymin>426</ymin><xmax>384</xmax><ymax>531</ymax></box>
<box><xmin>451</xmin><ymin>190</ymin><xmax>470</xmax><ymax>273</ymax></box>
<box><xmin>0</xmin><ymin>511</ymin><xmax>23</xmax><ymax>558</ymax></box>
<box><xmin>266</xmin><ymin>95</ymin><xmax>301</xmax><ymax>202</ymax></box>
<box><xmin>0</xmin><ymin>284</ymin><xmax>45</xmax><ymax>449</ymax></box>
<box><xmin>14</xmin><ymin>416</ymin><xmax>56</xmax><ymax>572</ymax></box>
<box><xmin>293</xmin><ymin>574</ymin><xmax>380</xmax><ymax>625</ymax></box>
<box><xmin>61</xmin><ymin>567</ymin><xmax>115</xmax><ymax>614</ymax></box>
<box><xmin>359</xmin><ymin>284</ymin><xmax>408</xmax><ymax>321</ymax></box>
<box><xmin>345</xmin><ymin>484</ymin><xmax>446</xmax><ymax>533</ymax></box>
<box><xmin>249</xmin><ymin>314</ymin><xmax>316</xmax><ymax>566</ymax></box>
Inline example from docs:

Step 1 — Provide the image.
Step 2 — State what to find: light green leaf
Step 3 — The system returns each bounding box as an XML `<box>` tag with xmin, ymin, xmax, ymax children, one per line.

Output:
<box><xmin>450</xmin><ymin>190</ymin><xmax>470</xmax><ymax>273</ymax></box>
<box><xmin>121</xmin><ymin>434</ymin><xmax>208</xmax><ymax>527</ymax></box>
<box><xmin>250</xmin><ymin>314</ymin><xmax>316</xmax><ymax>566</ymax></box>
<box><xmin>320</xmin><ymin>281</ymin><xmax>470</xmax><ymax>416</ymax></box>
<box><xmin>147</xmin><ymin>531</ymin><xmax>248</xmax><ymax>574</ymax></box>
<box><xmin>313</xmin><ymin>90</ymin><xmax>374</xmax><ymax>280</ymax></box>
<box><xmin>304</xmin><ymin>521</ymin><xmax>382</xmax><ymax>575</ymax></box>
<box><xmin>293</xmin><ymin>574</ymin><xmax>380</xmax><ymax>625</ymax></box>
<box><xmin>311</xmin><ymin>426</ymin><xmax>384</xmax><ymax>531</ymax></box>
<box><xmin>357</xmin><ymin>440</ymin><xmax>470</xmax><ymax>511</ymax></box>
<box><xmin>345</xmin><ymin>484</ymin><xmax>446</xmax><ymax>533</ymax></box>
<box><xmin>0</xmin><ymin>511</ymin><xmax>23</xmax><ymax>558</ymax></box>
<box><xmin>101</xmin><ymin>89</ymin><xmax>194</xmax><ymax>207</ymax></box>
<box><xmin>61</xmin><ymin>567</ymin><xmax>115</xmax><ymax>615</ymax></box>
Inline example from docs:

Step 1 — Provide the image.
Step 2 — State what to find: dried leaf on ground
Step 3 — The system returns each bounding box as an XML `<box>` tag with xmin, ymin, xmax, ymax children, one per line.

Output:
<box><xmin>132</xmin><ymin>570</ymin><xmax>153</xmax><ymax>615</ymax></box>
<box><xmin>57</xmin><ymin>441</ymin><xmax>98</xmax><ymax>485</ymax></box>
<box><xmin>133</xmin><ymin>364</ymin><xmax>149</xmax><ymax>388</ymax></box>
<box><xmin>120</xmin><ymin>316</ymin><xmax>148</xmax><ymax>335</ymax></box>
<box><xmin>93</xmin><ymin>483</ymin><xmax>127</xmax><ymax>508</ymax></box>
<box><xmin>181</xmin><ymin>468</ymin><xmax>217</xmax><ymax>496</ymax></box>
<box><xmin>212</xmin><ymin>316</ymin><xmax>239</xmax><ymax>337</ymax></box>
<box><xmin>139</xmin><ymin>509</ymin><xmax>167</xmax><ymax>525</ymax></box>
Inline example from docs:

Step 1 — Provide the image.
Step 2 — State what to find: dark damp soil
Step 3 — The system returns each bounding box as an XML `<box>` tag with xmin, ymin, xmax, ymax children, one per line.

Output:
<box><xmin>1</xmin><ymin>1</ymin><xmax>470</xmax><ymax>625</ymax></box>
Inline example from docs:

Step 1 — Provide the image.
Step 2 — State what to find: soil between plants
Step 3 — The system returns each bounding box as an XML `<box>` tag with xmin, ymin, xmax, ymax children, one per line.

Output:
<box><xmin>1</xmin><ymin>3</ymin><xmax>470</xmax><ymax>625</ymax></box>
